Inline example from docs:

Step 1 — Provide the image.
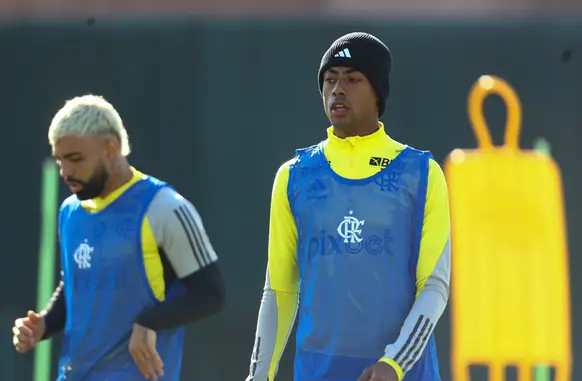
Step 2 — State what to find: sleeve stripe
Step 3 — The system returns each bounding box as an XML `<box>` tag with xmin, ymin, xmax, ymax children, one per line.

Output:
<box><xmin>393</xmin><ymin>316</ymin><xmax>423</xmax><ymax>362</ymax></box>
<box><xmin>249</xmin><ymin>336</ymin><xmax>261</xmax><ymax>380</ymax></box>
<box><xmin>179</xmin><ymin>204</ymin><xmax>214</xmax><ymax>265</ymax></box>
<box><xmin>401</xmin><ymin>323</ymin><xmax>433</xmax><ymax>372</ymax></box>
<box><xmin>173</xmin><ymin>206</ymin><xmax>207</xmax><ymax>268</ymax></box>
<box><xmin>184</xmin><ymin>203</ymin><xmax>216</xmax><ymax>264</ymax></box>
<box><xmin>394</xmin><ymin>315</ymin><xmax>433</xmax><ymax>368</ymax></box>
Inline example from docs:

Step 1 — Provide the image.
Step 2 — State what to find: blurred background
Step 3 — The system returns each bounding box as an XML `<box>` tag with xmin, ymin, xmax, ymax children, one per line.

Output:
<box><xmin>0</xmin><ymin>0</ymin><xmax>581</xmax><ymax>380</ymax></box>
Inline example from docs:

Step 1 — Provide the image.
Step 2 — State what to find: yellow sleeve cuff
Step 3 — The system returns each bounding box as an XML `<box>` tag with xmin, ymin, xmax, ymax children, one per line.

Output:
<box><xmin>378</xmin><ymin>358</ymin><xmax>404</xmax><ymax>381</ymax></box>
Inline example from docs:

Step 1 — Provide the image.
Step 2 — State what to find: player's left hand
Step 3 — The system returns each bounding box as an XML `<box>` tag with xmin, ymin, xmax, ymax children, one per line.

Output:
<box><xmin>129</xmin><ymin>323</ymin><xmax>165</xmax><ymax>380</ymax></box>
<box><xmin>358</xmin><ymin>361</ymin><xmax>399</xmax><ymax>381</ymax></box>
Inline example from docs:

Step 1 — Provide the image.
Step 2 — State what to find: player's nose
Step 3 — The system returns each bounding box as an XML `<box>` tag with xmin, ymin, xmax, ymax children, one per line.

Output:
<box><xmin>332</xmin><ymin>83</ymin><xmax>346</xmax><ymax>96</ymax></box>
<box><xmin>59</xmin><ymin>163</ymin><xmax>74</xmax><ymax>179</ymax></box>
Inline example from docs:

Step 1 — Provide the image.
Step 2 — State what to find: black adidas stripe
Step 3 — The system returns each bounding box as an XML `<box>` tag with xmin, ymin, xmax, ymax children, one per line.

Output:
<box><xmin>173</xmin><ymin>205</ymin><xmax>210</xmax><ymax>268</ymax></box>
<box><xmin>179</xmin><ymin>204</ymin><xmax>212</xmax><ymax>265</ymax></box>
<box><xmin>248</xmin><ymin>336</ymin><xmax>261</xmax><ymax>380</ymax></box>
<box><xmin>394</xmin><ymin>315</ymin><xmax>433</xmax><ymax>370</ymax></box>
<box><xmin>401</xmin><ymin>319</ymin><xmax>434</xmax><ymax>372</ymax></box>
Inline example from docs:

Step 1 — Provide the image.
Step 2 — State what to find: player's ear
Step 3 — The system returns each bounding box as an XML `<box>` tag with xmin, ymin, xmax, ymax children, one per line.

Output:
<box><xmin>103</xmin><ymin>136</ymin><xmax>120</xmax><ymax>160</ymax></box>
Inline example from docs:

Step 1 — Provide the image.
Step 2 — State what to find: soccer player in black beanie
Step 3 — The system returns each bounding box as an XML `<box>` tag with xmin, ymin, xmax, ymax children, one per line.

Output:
<box><xmin>245</xmin><ymin>32</ymin><xmax>450</xmax><ymax>381</ymax></box>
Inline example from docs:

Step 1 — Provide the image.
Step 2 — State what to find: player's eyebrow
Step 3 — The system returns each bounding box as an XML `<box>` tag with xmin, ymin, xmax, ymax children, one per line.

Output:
<box><xmin>54</xmin><ymin>152</ymin><xmax>82</xmax><ymax>160</ymax></box>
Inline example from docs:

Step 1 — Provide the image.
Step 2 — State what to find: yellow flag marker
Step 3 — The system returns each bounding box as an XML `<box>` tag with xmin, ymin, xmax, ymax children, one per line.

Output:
<box><xmin>446</xmin><ymin>75</ymin><xmax>572</xmax><ymax>381</ymax></box>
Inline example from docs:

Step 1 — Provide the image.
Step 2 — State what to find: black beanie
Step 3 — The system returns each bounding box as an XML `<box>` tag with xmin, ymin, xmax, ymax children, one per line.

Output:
<box><xmin>318</xmin><ymin>32</ymin><xmax>392</xmax><ymax>118</ymax></box>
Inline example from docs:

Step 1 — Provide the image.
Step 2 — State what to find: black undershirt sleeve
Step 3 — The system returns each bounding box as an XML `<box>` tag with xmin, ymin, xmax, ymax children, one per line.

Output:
<box><xmin>40</xmin><ymin>263</ymin><xmax>226</xmax><ymax>338</ymax></box>
<box><xmin>41</xmin><ymin>278</ymin><xmax>67</xmax><ymax>340</ymax></box>
<box><xmin>135</xmin><ymin>262</ymin><xmax>226</xmax><ymax>331</ymax></box>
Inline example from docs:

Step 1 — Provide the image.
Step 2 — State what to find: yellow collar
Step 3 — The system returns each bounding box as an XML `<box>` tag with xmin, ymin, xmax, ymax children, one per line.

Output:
<box><xmin>326</xmin><ymin>122</ymin><xmax>390</xmax><ymax>149</ymax></box>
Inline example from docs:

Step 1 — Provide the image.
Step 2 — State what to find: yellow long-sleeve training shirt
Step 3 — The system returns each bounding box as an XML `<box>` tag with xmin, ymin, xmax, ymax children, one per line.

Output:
<box><xmin>246</xmin><ymin>123</ymin><xmax>451</xmax><ymax>381</ymax></box>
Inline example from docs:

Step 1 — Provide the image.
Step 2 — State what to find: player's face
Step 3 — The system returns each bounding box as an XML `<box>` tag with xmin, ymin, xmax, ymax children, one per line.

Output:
<box><xmin>52</xmin><ymin>135</ymin><xmax>110</xmax><ymax>200</ymax></box>
<box><xmin>322</xmin><ymin>66</ymin><xmax>378</xmax><ymax>132</ymax></box>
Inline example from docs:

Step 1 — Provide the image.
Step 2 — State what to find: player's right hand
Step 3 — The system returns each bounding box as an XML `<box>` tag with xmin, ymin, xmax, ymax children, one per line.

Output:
<box><xmin>12</xmin><ymin>310</ymin><xmax>46</xmax><ymax>354</ymax></box>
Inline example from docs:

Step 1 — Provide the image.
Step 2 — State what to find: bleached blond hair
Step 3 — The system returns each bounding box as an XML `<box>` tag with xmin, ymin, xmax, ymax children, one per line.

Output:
<box><xmin>48</xmin><ymin>94</ymin><xmax>131</xmax><ymax>156</ymax></box>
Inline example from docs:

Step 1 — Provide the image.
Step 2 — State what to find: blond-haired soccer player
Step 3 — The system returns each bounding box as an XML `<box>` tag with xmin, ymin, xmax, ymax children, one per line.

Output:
<box><xmin>245</xmin><ymin>33</ymin><xmax>450</xmax><ymax>381</ymax></box>
<box><xmin>12</xmin><ymin>95</ymin><xmax>225</xmax><ymax>381</ymax></box>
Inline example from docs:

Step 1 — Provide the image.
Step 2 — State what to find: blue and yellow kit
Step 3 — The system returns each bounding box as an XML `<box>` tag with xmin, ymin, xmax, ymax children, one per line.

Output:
<box><xmin>246</xmin><ymin>124</ymin><xmax>450</xmax><ymax>381</ymax></box>
<box><xmin>53</xmin><ymin>168</ymin><xmax>219</xmax><ymax>380</ymax></box>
